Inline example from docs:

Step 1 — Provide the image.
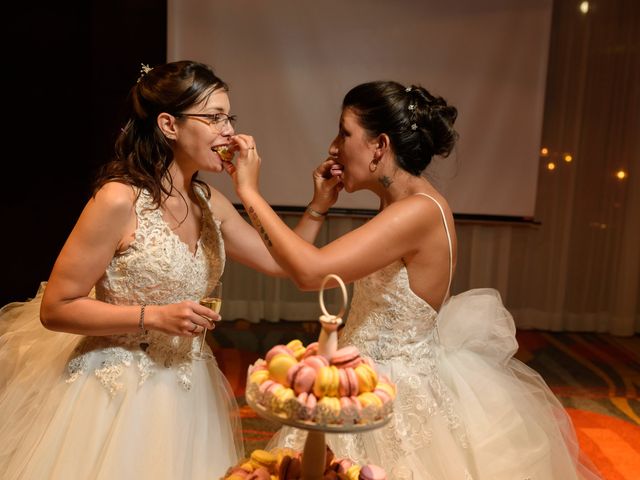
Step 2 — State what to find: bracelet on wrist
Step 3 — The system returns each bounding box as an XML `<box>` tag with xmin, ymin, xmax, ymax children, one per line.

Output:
<box><xmin>305</xmin><ymin>205</ymin><xmax>328</xmax><ymax>219</ymax></box>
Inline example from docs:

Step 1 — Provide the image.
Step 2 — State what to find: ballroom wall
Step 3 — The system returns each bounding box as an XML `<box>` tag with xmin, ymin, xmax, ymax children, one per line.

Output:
<box><xmin>217</xmin><ymin>0</ymin><xmax>640</xmax><ymax>335</ymax></box>
<box><xmin>1</xmin><ymin>0</ymin><xmax>167</xmax><ymax>307</ymax></box>
<box><xmin>2</xmin><ymin>0</ymin><xmax>638</xmax><ymax>334</ymax></box>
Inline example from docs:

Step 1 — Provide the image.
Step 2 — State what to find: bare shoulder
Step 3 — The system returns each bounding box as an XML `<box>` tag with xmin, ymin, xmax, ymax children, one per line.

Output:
<box><xmin>407</xmin><ymin>192</ymin><xmax>453</xmax><ymax>226</ymax></box>
<box><xmin>92</xmin><ymin>182</ymin><xmax>137</xmax><ymax>212</ymax></box>
<box><xmin>381</xmin><ymin>192</ymin><xmax>451</xmax><ymax>229</ymax></box>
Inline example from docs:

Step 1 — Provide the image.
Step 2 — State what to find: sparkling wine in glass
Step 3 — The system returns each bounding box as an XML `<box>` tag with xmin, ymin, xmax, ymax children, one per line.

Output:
<box><xmin>189</xmin><ymin>281</ymin><xmax>222</xmax><ymax>361</ymax></box>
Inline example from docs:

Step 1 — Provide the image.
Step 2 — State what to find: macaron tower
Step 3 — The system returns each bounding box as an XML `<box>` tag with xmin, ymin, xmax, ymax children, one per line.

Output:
<box><xmin>242</xmin><ymin>274</ymin><xmax>397</xmax><ymax>480</ymax></box>
<box><xmin>246</xmin><ymin>341</ymin><xmax>396</xmax><ymax>426</ymax></box>
<box><xmin>220</xmin><ymin>446</ymin><xmax>388</xmax><ymax>480</ymax></box>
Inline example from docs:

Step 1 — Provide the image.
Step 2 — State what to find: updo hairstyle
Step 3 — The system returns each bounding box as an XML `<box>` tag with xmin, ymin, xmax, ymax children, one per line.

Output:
<box><xmin>342</xmin><ymin>81</ymin><xmax>458</xmax><ymax>175</ymax></box>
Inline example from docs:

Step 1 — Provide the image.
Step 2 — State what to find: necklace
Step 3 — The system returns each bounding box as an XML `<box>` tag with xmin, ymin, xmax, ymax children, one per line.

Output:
<box><xmin>164</xmin><ymin>204</ymin><xmax>188</xmax><ymax>230</ymax></box>
<box><xmin>163</xmin><ymin>188</ymin><xmax>191</xmax><ymax>230</ymax></box>
<box><xmin>163</xmin><ymin>187</ymin><xmax>205</xmax><ymax>231</ymax></box>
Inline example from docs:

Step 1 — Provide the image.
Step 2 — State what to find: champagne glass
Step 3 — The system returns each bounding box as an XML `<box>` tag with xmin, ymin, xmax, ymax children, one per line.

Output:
<box><xmin>189</xmin><ymin>281</ymin><xmax>222</xmax><ymax>361</ymax></box>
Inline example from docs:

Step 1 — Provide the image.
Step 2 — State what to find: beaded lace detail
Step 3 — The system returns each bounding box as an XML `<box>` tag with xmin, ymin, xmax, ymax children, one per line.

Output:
<box><xmin>334</xmin><ymin>262</ymin><xmax>467</xmax><ymax>467</ymax></box>
<box><xmin>330</xmin><ymin>193</ymin><xmax>467</xmax><ymax>467</ymax></box>
<box><xmin>66</xmin><ymin>187</ymin><xmax>224</xmax><ymax>395</ymax></box>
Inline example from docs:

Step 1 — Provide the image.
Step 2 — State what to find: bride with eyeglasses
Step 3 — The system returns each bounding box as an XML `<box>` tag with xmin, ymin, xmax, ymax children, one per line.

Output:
<box><xmin>0</xmin><ymin>60</ymin><xmax>343</xmax><ymax>479</ymax></box>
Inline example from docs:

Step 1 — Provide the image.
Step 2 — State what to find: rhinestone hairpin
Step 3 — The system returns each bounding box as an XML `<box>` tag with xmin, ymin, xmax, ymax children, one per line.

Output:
<box><xmin>411</xmin><ymin>123</ymin><xmax>418</xmax><ymax>130</ymax></box>
<box><xmin>408</xmin><ymin>104</ymin><xmax>417</xmax><ymax>111</ymax></box>
<box><xmin>405</xmin><ymin>87</ymin><xmax>412</xmax><ymax>92</ymax></box>
<box><xmin>137</xmin><ymin>63</ymin><xmax>152</xmax><ymax>83</ymax></box>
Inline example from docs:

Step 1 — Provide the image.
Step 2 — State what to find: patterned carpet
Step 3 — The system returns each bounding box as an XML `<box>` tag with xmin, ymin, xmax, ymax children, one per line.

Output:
<box><xmin>210</xmin><ymin>321</ymin><xmax>640</xmax><ymax>479</ymax></box>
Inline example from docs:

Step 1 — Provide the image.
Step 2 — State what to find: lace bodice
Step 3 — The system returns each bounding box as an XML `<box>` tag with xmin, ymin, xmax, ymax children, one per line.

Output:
<box><xmin>340</xmin><ymin>261</ymin><xmax>439</xmax><ymax>362</ymax></box>
<box><xmin>339</xmin><ymin>194</ymin><xmax>452</xmax><ymax>362</ymax></box>
<box><xmin>95</xmin><ymin>188</ymin><xmax>224</xmax><ymax>305</ymax></box>
<box><xmin>327</xmin><ymin>195</ymin><xmax>469</xmax><ymax>469</ymax></box>
<box><xmin>67</xmin><ymin>187</ymin><xmax>225</xmax><ymax>395</ymax></box>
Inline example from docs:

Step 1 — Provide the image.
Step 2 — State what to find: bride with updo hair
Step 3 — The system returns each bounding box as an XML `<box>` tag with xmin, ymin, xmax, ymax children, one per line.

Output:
<box><xmin>227</xmin><ymin>80</ymin><xmax>600</xmax><ymax>479</ymax></box>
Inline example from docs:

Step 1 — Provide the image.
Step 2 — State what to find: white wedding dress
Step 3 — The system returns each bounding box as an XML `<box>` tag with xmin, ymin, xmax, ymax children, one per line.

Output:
<box><xmin>0</xmin><ymin>188</ymin><xmax>243</xmax><ymax>479</ymax></box>
<box><xmin>271</xmin><ymin>194</ymin><xmax>601</xmax><ymax>480</ymax></box>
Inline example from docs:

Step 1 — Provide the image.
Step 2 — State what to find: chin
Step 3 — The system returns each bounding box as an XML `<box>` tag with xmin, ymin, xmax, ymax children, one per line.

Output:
<box><xmin>342</xmin><ymin>179</ymin><xmax>359</xmax><ymax>193</ymax></box>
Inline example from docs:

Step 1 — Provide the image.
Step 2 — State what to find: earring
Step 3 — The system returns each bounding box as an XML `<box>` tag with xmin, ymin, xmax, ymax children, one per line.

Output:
<box><xmin>369</xmin><ymin>155</ymin><xmax>380</xmax><ymax>172</ymax></box>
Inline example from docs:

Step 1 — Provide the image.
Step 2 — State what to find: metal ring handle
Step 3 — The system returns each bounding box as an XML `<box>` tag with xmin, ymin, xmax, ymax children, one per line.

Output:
<box><xmin>319</xmin><ymin>274</ymin><xmax>348</xmax><ymax>319</ymax></box>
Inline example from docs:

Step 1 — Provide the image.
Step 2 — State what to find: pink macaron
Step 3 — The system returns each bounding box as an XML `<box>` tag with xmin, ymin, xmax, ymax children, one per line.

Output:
<box><xmin>338</xmin><ymin>367</ymin><xmax>359</xmax><ymax>397</ymax></box>
<box><xmin>350</xmin><ymin>395</ymin><xmax>363</xmax><ymax>414</ymax></box>
<box><xmin>297</xmin><ymin>391</ymin><xmax>317</xmax><ymax>419</ymax></box>
<box><xmin>303</xmin><ymin>354</ymin><xmax>329</xmax><ymax>372</ymax></box>
<box><xmin>339</xmin><ymin>396</ymin><xmax>356</xmax><ymax>419</ymax></box>
<box><xmin>246</xmin><ymin>466</ymin><xmax>271</xmax><ymax>480</ymax></box>
<box><xmin>331</xmin><ymin>345</ymin><xmax>362</xmax><ymax>369</ymax></box>
<box><xmin>265</xmin><ymin>345</ymin><xmax>295</xmax><ymax>363</ymax></box>
<box><xmin>359</xmin><ymin>464</ymin><xmax>387</xmax><ymax>480</ymax></box>
<box><xmin>258</xmin><ymin>379</ymin><xmax>276</xmax><ymax>395</ymax></box>
<box><xmin>373</xmin><ymin>388</ymin><xmax>392</xmax><ymax>405</ymax></box>
<box><xmin>334</xmin><ymin>458</ymin><xmax>354</xmax><ymax>473</ymax></box>
<box><xmin>301</xmin><ymin>341</ymin><xmax>319</xmax><ymax>359</ymax></box>
<box><xmin>287</xmin><ymin>363</ymin><xmax>317</xmax><ymax>395</ymax></box>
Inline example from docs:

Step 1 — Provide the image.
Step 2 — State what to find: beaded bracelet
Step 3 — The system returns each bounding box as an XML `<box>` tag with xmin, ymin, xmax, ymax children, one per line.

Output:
<box><xmin>305</xmin><ymin>205</ymin><xmax>328</xmax><ymax>220</ymax></box>
<box><xmin>139</xmin><ymin>304</ymin><xmax>147</xmax><ymax>332</ymax></box>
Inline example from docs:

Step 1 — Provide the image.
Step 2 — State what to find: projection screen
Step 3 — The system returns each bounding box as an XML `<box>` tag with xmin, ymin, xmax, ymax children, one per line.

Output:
<box><xmin>168</xmin><ymin>0</ymin><xmax>551</xmax><ymax>218</ymax></box>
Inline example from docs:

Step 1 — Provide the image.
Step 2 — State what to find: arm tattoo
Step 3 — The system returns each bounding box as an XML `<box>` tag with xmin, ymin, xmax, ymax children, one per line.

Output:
<box><xmin>248</xmin><ymin>206</ymin><xmax>273</xmax><ymax>247</ymax></box>
<box><xmin>378</xmin><ymin>175</ymin><xmax>393</xmax><ymax>188</ymax></box>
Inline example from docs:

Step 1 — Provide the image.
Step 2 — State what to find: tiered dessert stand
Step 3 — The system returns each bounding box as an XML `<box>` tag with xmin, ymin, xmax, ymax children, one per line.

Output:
<box><xmin>246</xmin><ymin>274</ymin><xmax>392</xmax><ymax>480</ymax></box>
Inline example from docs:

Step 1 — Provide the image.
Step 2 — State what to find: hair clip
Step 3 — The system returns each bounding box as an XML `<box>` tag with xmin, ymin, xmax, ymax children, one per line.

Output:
<box><xmin>411</xmin><ymin>123</ymin><xmax>418</xmax><ymax>130</ymax></box>
<box><xmin>408</xmin><ymin>104</ymin><xmax>416</xmax><ymax>111</ymax></box>
<box><xmin>137</xmin><ymin>63</ymin><xmax>152</xmax><ymax>83</ymax></box>
<box><xmin>405</xmin><ymin>86</ymin><xmax>412</xmax><ymax>92</ymax></box>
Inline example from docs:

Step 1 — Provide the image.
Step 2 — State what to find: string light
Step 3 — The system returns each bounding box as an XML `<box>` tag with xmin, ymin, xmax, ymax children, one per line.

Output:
<box><xmin>616</xmin><ymin>170</ymin><xmax>627</xmax><ymax>180</ymax></box>
<box><xmin>563</xmin><ymin>154</ymin><xmax>573</xmax><ymax>163</ymax></box>
<box><xmin>579</xmin><ymin>1</ymin><xmax>589</xmax><ymax>14</ymax></box>
<box><xmin>547</xmin><ymin>162</ymin><xmax>556</xmax><ymax>171</ymax></box>
<box><xmin>540</xmin><ymin>147</ymin><xmax>549</xmax><ymax>157</ymax></box>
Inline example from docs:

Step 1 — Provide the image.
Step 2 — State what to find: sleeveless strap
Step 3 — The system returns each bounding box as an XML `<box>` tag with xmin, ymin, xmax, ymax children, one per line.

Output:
<box><xmin>413</xmin><ymin>193</ymin><xmax>453</xmax><ymax>305</ymax></box>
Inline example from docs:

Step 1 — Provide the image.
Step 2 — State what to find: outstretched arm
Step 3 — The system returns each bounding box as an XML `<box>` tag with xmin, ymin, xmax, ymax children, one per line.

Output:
<box><xmin>226</xmin><ymin>136</ymin><xmax>433</xmax><ymax>290</ymax></box>
<box><xmin>215</xmin><ymin>139</ymin><xmax>343</xmax><ymax>277</ymax></box>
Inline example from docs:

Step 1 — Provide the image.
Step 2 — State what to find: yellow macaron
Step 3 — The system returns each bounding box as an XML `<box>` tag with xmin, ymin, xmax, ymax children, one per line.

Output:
<box><xmin>313</xmin><ymin>365</ymin><xmax>340</xmax><ymax>398</ymax></box>
<box><xmin>345</xmin><ymin>464</ymin><xmax>362</xmax><ymax>480</ymax></box>
<box><xmin>250</xmin><ymin>449</ymin><xmax>277</xmax><ymax>470</ymax></box>
<box><xmin>358</xmin><ymin>391</ymin><xmax>383</xmax><ymax>409</ymax></box>
<box><xmin>268</xmin><ymin>353</ymin><xmax>298</xmax><ymax>385</ymax></box>
<box><xmin>286</xmin><ymin>339</ymin><xmax>307</xmax><ymax>360</ymax></box>
<box><xmin>318</xmin><ymin>395</ymin><xmax>341</xmax><ymax>416</ymax></box>
<box><xmin>354</xmin><ymin>364</ymin><xmax>378</xmax><ymax>393</ymax></box>
<box><xmin>249</xmin><ymin>369</ymin><xmax>270</xmax><ymax>385</ymax></box>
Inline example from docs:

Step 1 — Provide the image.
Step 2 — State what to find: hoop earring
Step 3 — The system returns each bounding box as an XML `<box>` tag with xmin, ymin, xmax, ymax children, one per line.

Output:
<box><xmin>369</xmin><ymin>158</ymin><xmax>379</xmax><ymax>172</ymax></box>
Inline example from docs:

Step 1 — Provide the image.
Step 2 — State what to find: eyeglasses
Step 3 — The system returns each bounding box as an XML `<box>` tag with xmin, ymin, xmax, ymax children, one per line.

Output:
<box><xmin>174</xmin><ymin>112</ymin><xmax>237</xmax><ymax>131</ymax></box>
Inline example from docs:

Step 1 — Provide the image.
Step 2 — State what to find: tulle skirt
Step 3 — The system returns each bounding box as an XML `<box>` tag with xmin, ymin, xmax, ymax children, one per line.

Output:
<box><xmin>0</xmin><ymin>284</ymin><xmax>243</xmax><ymax>480</ymax></box>
<box><xmin>269</xmin><ymin>289</ymin><xmax>601</xmax><ymax>480</ymax></box>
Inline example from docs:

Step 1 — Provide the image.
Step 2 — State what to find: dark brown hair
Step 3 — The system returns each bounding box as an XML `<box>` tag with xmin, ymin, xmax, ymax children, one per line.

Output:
<box><xmin>343</xmin><ymin>81</ymin><xmax>458</xmax><ymax>176</ymax></box>
<box><xmin>93</xmin><ymin>60</ymin><xmax>228</xmax><ymax>206</ymax></box>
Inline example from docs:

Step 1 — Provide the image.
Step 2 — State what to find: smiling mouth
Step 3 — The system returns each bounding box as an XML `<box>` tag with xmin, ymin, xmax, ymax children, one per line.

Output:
<box><xmin>212</xmin><ymin>145</ymin><xmax>234</xmax><ymax>162</ymax></box>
